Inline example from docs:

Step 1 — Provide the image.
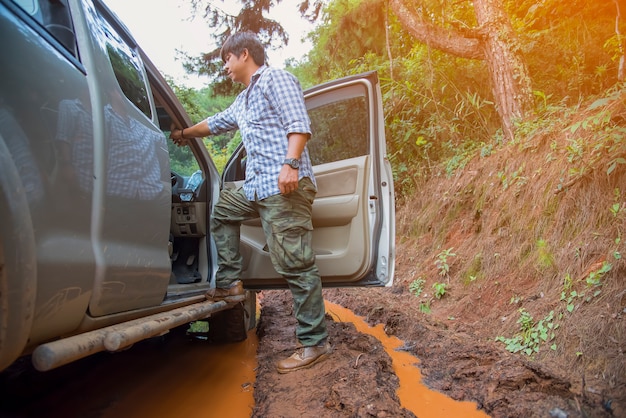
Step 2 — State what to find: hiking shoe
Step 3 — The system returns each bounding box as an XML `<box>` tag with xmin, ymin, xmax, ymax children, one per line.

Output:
<box><xmin>276</xmin><ymin>341</ymin><xmax>331</xmax><ymax>374</ymax></box>
<box><xmin>205</xmin><ymin>280</ymin><xmax>245</xmax><ymax>302</ymax></box>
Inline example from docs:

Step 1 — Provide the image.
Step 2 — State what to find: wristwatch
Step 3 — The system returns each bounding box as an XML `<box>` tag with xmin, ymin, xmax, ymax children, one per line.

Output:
<box><xmin>283</xmin><ymin>158</ymin><xmax>300</xmax><ymax>169</ymax></box>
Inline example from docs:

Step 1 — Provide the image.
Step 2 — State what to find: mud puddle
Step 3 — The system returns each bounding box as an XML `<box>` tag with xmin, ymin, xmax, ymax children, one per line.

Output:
<box><xmin>325</xmin><ymin>301</ymin><xmax>488</xmax><ymax>418</ymax></box>
<box><xmin>253</xmin><ymin>290</ymin><xmax>491</xmax><ymax>417</ymax></box>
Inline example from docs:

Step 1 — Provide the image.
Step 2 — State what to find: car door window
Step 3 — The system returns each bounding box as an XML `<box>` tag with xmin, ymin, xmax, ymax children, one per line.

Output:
<box><xmin>92</xmin><ymin>4</ymin><xmax>151</xmax><ymax>119</ymax></box>
<box><xmin>11</xmin><ymin>0</ymin><xmax>77</xmax><ymax>56</ymax></box>
<box><xmin>308</xmin><ymin>95</ymin><xmax>369</xmax><ymax>165</ymax></box>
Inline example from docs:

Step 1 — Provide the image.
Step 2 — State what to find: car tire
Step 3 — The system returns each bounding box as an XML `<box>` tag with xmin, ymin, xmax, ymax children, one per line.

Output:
<box><xmin>208</xmin><ymin>291</ymin><xmax>257</xmax><ymax>343</ymax></box>
<box><xmin>243</xmin><ymin>290</ymin><xmax>257</xmax><ymax>331</ymax></box>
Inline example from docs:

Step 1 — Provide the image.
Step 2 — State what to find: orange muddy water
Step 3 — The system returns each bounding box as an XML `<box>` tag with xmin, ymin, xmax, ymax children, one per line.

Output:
<box><xmin>325</xmin><ymin>301</ymin><xmax>489</xmax><ymax>418</ymax></box>
<box><xmin>100</xmin><ymin>330</ymin><xmax>258</xmax><ymax>417</ymax></box>
<box><xmin>0</xmin><ymin>327</ymin><xmax>258</xmax><ymax>417</ymax></box>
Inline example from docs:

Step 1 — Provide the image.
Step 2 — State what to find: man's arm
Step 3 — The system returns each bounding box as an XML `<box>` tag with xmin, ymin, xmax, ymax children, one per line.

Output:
<box><xmin>169</xmin><ymin>120</ymin><xmax>211</xmax><ymax>146</ymax></box>
<box><xmin>278</xmin><ymin>132</ymin><xmax>308</xmax><ymax>195</ymax></box>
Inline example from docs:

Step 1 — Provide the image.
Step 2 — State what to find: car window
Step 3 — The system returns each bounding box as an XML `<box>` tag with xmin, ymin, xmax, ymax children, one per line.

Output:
<box><xmin>169</xmin><ymin>142</ymin><xmax>200</xmax><ymax>177</ymax></box>
<box><xmin>307</xmin><ymin>95</ymin><xmax>369</xmax><ymax>166</ymax></box>
<box><xmin>11</xmin><ymin>0</ymin><xmax>77</xmax><ymax>56</ymax></box>
<box><xmin>92</xmin><ymin>4</ymin><xmax>151</xmax><ymax>118</ymax></box>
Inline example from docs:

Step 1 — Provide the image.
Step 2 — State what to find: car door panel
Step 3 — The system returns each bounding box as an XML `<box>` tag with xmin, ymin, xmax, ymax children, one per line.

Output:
<box><xmin>311</xmin><ymin>158</ymin><xmax>364</xmax><ymax>227</ymax></box>
<box><xmin>310</xmin><ymin>156</ymin><xmax>371</xmax><ymax>280</ymax></box>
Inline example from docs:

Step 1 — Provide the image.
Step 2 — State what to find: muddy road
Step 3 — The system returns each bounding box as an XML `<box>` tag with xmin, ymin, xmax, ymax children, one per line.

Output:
<box><xmin>0</xmin><ymin>289</ymin><xmax>619</xmax><ymax>418</ymax></box>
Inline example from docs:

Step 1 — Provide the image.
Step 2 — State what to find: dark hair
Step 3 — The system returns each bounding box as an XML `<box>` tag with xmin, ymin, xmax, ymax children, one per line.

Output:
<box><xmin>220</xmin><ymin>31</ymin><xmax>266</xmax><ymax>66</ymax></box>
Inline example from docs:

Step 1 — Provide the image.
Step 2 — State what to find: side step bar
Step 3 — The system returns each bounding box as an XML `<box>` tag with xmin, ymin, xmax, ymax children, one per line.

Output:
<box><xmin>31</xmin><ymin>296</ymin><xmax>245</xmax><ymax>372</ymax></box>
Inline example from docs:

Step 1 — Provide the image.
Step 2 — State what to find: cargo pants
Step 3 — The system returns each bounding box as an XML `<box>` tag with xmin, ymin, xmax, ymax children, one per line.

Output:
<box><xmin>210</xmin><ymin>177</ymin><xmax>328</xmax><ymax>347</ymax></box>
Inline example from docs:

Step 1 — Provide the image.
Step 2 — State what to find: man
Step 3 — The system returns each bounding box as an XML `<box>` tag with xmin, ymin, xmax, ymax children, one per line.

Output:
<box><xmin>170</xmin><ymin>31</ymin><xmax>330</xmax><ymax>373</ymax></box>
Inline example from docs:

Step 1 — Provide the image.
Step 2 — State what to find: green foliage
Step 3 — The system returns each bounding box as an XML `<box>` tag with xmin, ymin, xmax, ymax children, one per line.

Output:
<box><xmin>187</xmin><ymin>320</ymin><xmax>209</xmax><ymax>333</ymax></box>
<box><xmin>558</xmin><ymin>259</ymin><xmax>612</xmax><ymax>317</ymax></box>
<box><xmin>168</xmin><ymin>139</ymin><xmax>199</xmax><ymax>175</ymax></box>
<box><xmin>585</xmin><ymin>261</ymin><xmax>612</xmax><ymax>288</ymax></box>
<box><xmin>301</xmin><ymin>0</ymin><xmax>504</xmax><ymax>200</ymax></box>
<box><xmin>435</xmin><ymin>248</ymin><xmax>456</xmax><ymax>278</ymax></box>
<box><xmin>169</xmin><ymin>80</ymin><xmax>209</xmax><ymax>124</ymax></box>
<box><xmin>445</xmin><ymin>141</ymin><xmax>482</xmax><ymax>177</ymax></box>
<box><xmin>432</xmin><ymin>282</ymin><xmax>447</xmax><ymax>299</ymax></box>
<box><xmin>408</xmin><ymin>278</ymin><xmax>426</xmax><ymax>297</ymax></box>
<box><xmin>306</xmin><ymin>96</ymin><xmax>369</xmax><ymax>166</ymax></box>
<box><xmin>463</xmin><ymin>253</ymin><xmax>483</xmax><ymax>285</ymax></box>
<box><xmin>202</xmin><ymin>131</ymin><xmax>242</xmax><ymax>174</ymax></box>
<box><xmin>496</xmin><ymin>309</ymin><xmax>558</xmax><ymax>356</ymax></box>
<box><xmin>166</xmin><ymin>79</ymin><xmax>239</xmax><ymax>174</ymax></box>
<box><xmin>294</xmin><ymin>0</ymin><xmax>623</xmax><ymax>202</ymax></box>
<box><xmin>611</xmin><ymin>188</ymin><xmax>625</xmax><ymax>222</ymax></box>
<box><xmin>565</xmin><ymin>86</ymin><xmax>626</xmax><ymax>179</ymax></box>
<box><xmin>285</xmin><ymin>59</ymin><xmax>317</xmax><ymax>90</ymax></box>
<box><xmin>535</xmin><ymin>239</ymin><xmax>555</xmax><ymax>270</ymax></box>
<box><xmin>512</xmin><ymin>0</ymin><xmax>621</xmax><ymax>100</ymax></box>
<box><xmin>304</xmin><ymin>0</ymin><xmax>391</xmax><ymax>81</ymax></box>
<box><xmin>183</xmin><ymin>0</ymin><xmax>296</xmax><ymax>95</ymax></box>
<box><xmin>611</xmin><ymin>202</ymin><xmax>624</xmax><ymax>218</ymax></box>
<box><xmin>205</xmin><ymin>142</ymin><xmax>229</xmax><ymax>174</ymax></box>
<box><xmin>563</xmin><ymin>290</ymin><xmax>579</xmax><ymax>313</ymax></box>
<box><xmin>498</xmin><ymin>165</ymin><xmax>528</xmax><ymax>193</ymax></box>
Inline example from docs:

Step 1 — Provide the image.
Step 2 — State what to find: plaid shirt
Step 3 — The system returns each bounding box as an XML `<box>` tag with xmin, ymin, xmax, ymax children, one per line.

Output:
<box><xmin>207</xmin><ymin>66</ymin><xmax>316</xmax><ymax>201</ymax></box>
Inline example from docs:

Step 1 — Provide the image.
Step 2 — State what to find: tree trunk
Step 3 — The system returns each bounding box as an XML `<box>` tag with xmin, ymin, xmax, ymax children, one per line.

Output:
<box><xmin>390</xmin><ymin>0</ymin><xmax>534</xmax><ymax>141</ymax></box>
<box><xmin>473</xmin><ymin>0</ymin><xmax>534</xmax><ymax>140</ymax></box>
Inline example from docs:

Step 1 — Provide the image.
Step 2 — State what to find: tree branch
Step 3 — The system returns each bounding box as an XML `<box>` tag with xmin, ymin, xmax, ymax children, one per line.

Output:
<box><xmin>389</xmin><ymin>0</ymin><xmax>484</xmax><ymax>60</ymax></box>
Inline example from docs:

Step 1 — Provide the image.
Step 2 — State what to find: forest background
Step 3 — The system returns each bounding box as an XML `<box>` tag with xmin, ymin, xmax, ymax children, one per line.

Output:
<box><xmin>168</xmin><ymin>0</ymin><xmax>626</xmax><ymax>411</ymax></box>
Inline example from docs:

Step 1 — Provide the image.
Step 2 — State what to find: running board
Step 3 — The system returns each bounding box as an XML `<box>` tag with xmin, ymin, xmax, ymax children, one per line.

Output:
<box><xmin>31</xmin><ymin>296</ymin><xmax>245</xmax><ymax>372</ymax></box>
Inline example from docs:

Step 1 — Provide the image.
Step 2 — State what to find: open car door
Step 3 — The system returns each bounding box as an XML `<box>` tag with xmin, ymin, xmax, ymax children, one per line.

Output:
<box><xmin>222</xmin><ymin>71</ymin><xmax>395</xmax><ymax>288</ymax></box>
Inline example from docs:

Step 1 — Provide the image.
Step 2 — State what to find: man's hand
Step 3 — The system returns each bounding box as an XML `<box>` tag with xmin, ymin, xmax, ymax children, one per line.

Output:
<box><xmin>278</xmin><ymin>164</ymin><xmax>299</xmax><ymax>195</ymax></box>
<box><xmin>169</xmin><ymin>124</ymin><xmax>187</xmax><ymax>147</ymax></box>
<box><xmin>169</xmin><ymin>122</ymin><xmax>211</xmax><ymax>146</ymax></box>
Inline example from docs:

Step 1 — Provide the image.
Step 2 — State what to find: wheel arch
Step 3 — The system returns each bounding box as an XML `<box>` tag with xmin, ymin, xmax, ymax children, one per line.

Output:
<box><xmin>0</xmin><ymin>136</ymin><xmax>37</xmax><ymax>371</ymax></box>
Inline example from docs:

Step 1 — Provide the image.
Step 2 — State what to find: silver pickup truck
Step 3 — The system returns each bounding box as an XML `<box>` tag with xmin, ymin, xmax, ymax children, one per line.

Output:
<box><xmin>0</xmin><ymin>0</ymin><xmax>395</xmax><ymax>373</ymax></box>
